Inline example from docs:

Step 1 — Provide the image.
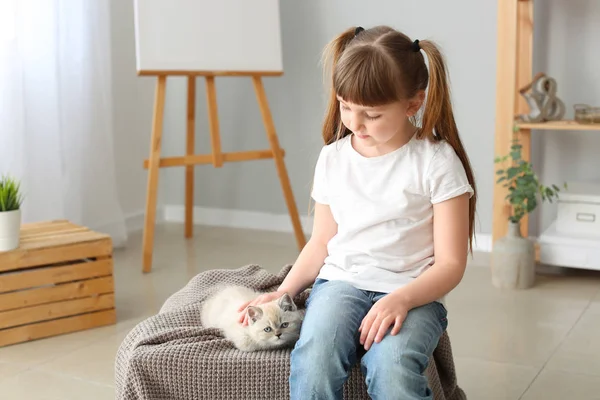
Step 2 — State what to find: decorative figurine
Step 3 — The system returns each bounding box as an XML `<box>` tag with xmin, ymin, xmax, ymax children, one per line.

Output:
<box><xmin>518</xmin><ymin>72</ymin><xmax>565</xmax><ymax>123</ymax></box>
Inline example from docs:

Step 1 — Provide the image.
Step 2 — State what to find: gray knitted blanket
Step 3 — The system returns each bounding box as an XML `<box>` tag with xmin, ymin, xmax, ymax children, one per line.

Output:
<box><xmin>115</xmin><ymin>264</ymin><xmax>466</xmax><ymax>400</ymax></box>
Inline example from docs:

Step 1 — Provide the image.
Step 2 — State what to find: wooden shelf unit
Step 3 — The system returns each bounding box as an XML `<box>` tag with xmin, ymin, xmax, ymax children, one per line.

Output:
<box><xmin>492</xmin><ymin>0</ymin><xmax>599</xmax><ymax>245</ymax></box>
<box><xmin>515</xmin><ymin>120</ymin><xmax>600</xmax><ymax>132</ymax></box>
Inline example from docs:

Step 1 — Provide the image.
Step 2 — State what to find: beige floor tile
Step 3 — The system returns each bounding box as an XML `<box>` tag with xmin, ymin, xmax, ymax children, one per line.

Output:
<box><xmin>115</xmin><ymin>224</ymin><xmax>299</xmax><ymax>276</ymax></box>
<box><xmin>35</xmin><ymin>325</ymin><xmax>136</xmax><ymax>386</ymax></box>
<box><xmin>0</xmin><ymin>369</ymin><xmax>114</xmax><ymax>400</ymax></box>
<box><xmin>545</xmin><ymin>302</ymin><xmax>600</xmax><ymax>375</ymax></box>
<box><xmin>189</xmin><ymin>224</ymin><xmax>307</xmax><ymax>248</ymax></box>
<box><xmin>529</xmin><ymin>269</ymin><xmax>600</xmax><ymax>302</ymax></box>
<box><xmin>445</xmin><ymin>268</ymin><xmax>593</xmax><ymax>367</ymax></box>
<box><xmin>0</xmin><ymin>361</ymin><xmax>30</xmax><ymax>383</ymax></box>
<box><xmin>521</xmin><ymin>369</ymin><xmax>600</xmax><ymax>400</ymax></box>
<box><xmin>454</xmin><ymin>357</ymin><xmax>539</xmax><ymax>399</ymax></box>
<box><xmin>0</xmin><ymin>316</ymin><xmax>138</xmax><ymax>366</ymax></box>
<box><xmin>447</xmin><ymin>320</ymin><xmax>570</xmax><ymax>368</ymax></box>
<box><xmin>594</xmin><ymin>289</ymin><xmax>600</xmax><ymax>303</ymax></box>
<box><xmin>450</xmin><ymin>266</ymin><xmax>600</xmax><ymax>306</ymax></box>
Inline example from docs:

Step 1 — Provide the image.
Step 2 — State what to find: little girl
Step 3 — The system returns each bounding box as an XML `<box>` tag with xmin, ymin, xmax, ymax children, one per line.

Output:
<box><xmin>239</xmin><ymin>25</ymin><xmax>476</xmax><ymax>399</ymax></box>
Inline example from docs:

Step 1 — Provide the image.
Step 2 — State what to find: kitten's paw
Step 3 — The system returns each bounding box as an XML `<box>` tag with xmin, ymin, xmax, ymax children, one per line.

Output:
<box><xmin>236</xmin><ymin>345</ymin><xmax>256</xmax><ymax>352</ymax></box>
<box><xmin>232</xmin><ymin>339</ymin><xmax>256</xmax><ymax>352</ymax></box>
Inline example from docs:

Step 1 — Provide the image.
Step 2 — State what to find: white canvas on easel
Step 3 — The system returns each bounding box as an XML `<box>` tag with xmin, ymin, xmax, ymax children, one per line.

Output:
<box><xmin>133</xmin><ymin>0</ymin><xmax>305</xmax><ymax>273</ymax></box>
<box><xmin>134</xmin><ymin>0</ymin><xmax>283</xmax><ymax>74</ymax></box>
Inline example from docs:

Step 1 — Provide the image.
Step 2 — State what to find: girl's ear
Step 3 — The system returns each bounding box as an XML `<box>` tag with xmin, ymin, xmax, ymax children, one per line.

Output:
<box><xmin>406</xmin><ymin>90</ymin><xmax>426</xmax><ymax>117</ymax></box>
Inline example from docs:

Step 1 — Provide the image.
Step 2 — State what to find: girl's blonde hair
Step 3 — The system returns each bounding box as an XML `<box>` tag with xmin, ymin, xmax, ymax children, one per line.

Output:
<box><xmin>320</xmin><ymin>25</ymin><xmax>477</xmax><ymax>251</ymax></box>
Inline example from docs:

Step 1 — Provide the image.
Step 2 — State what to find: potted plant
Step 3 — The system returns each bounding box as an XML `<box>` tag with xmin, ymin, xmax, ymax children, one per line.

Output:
<box><xmin>492</xmin><ymin>135</ymin><xmax>563</xmax><ymax>289</ymax></box>
<box><xmin>0</xmin><ymin>175</ymin><xmax>24</xmax><ymax>252</ymax></box>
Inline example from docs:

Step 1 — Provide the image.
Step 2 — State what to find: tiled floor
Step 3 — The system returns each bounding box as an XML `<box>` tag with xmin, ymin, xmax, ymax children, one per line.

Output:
<box><xmin>1</xmin><ymin>223</ymin><xmax>599</xmax><ymax>399</ymax></box>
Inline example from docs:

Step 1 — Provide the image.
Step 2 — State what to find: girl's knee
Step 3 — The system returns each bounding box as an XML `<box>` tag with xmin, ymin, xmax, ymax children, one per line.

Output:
<box><xmin>360</xmin><ymin>318</ymin><xmax>441</xmax><ymax>399</ymax></box>
<box><xmin>291</xmin><ymin>347</ymin><xmax>342</xmax><ymax>379</ymax></box>
<box><xmin>291</xmin><ymin>325</ymin><xmax>353</xmax><ymax>364</ymax></box>
<box><xmin>362</xmin><ymin>348</ymin><xmax>432</xmax><ymax>399</ymax></box>
<box><xmin>364</xmin><ymin>345</ymin><xmax>429</xmax><ymax>375</ymax></box>
<box><xmin>290</xmin><ymin>335</ymin><xmax>352</xmax><ymax>399</ymax></box>
<box><xmin>291</xmin><ymin>321</ymin><xmax>358</xmax><ymax>384</ymax></box>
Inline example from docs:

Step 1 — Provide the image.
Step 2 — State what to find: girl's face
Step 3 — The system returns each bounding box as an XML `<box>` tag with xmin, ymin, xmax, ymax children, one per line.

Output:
<box><xmin>337</xmin><ymin>95</ymin><xmax>422</xmax><ymax>148</ymax></box>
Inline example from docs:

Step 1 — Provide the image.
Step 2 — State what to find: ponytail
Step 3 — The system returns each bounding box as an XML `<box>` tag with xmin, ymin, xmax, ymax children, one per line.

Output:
<box><xmin>419</xmin><ymin>40</ymin><xmax>477</xmax><ymax>251</ymax></box>
<box><xmin>320</xmin><ymin>27</ymin><xmax>357</xmax><ymax>145</ymax></box>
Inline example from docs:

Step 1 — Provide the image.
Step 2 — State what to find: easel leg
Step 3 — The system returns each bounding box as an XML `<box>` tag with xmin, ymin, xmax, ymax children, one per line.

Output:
<box><xmin>142</xmin><ymin>76</ymin><xmax>167</xmax><ymax>273</ymax></box>
<box><xmin>252</xmin><ymin>76</ymin><xmax>307</xmax><ymax>251</ymax></box>
<box><xmin>205</xmin><ymin>76</ymin><xmax>223</xmax><ymax>167</ymax></box>
<box><xmin>185</xmin><ymin>76</ymin><xmax>196</xmax><ymax>238</ymax></box>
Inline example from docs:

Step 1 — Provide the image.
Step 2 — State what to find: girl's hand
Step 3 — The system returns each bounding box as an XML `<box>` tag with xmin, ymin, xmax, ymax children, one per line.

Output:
<box><xmin>359</xmin><ymin>291</ymin><xmax>409</xmax><ymax>351</ymax></box>
<box><xmin>237</xmin><ymin>291</ymin><xmax>286</xmax><ymax>326</ymax></box>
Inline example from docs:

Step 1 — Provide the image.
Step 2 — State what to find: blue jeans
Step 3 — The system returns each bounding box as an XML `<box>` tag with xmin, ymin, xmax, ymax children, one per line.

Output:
<box><xmin>289</xmin><ymin>279</ymin><xmax>448</xmax><ymax>400</ymax></box>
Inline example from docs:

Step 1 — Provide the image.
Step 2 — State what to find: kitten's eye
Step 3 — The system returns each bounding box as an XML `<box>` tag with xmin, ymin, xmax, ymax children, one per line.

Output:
<box><xmin>281</xmin><ymin>322</ymin><xmax>289</xmax><ymax>328</ymax></box>
<box><xmin>264</xmin><ymin>327</ymin><xmax>272</xmax><ymax>332</ymax></box>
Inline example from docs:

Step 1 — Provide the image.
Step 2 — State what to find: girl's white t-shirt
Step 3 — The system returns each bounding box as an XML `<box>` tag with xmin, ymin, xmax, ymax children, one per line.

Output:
<box><xmin>311</xmin><ymin>133</ymin><xmax>474</xmax><ymax>294</ymax></box>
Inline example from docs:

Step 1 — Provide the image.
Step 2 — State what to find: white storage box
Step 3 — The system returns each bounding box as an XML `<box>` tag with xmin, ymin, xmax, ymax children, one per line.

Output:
<box><xmin>556</xmin><ymin>182</ymin><xmax>600</xmax><ymax>237</ymax></box>
<box><xmin>538</xmin><ymin>221</ymin><xmax>600</xmax><ymax>271</ymax></box>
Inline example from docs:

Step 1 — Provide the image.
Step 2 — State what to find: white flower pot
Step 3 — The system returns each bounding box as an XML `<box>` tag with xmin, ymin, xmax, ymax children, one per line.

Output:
<box><xmin>0</xmin><ymin>209</ymin><xmax>22</xmax><ymax>252</ymax></box>
<box><xmin>491</xmin><ymin>221</ymin><xmax>536</xmax><ymax>289</ymax></box>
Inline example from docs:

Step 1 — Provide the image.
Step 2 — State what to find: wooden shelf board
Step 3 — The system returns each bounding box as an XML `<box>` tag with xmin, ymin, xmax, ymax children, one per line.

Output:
<box><xmin>515</xmin><ymin>120</ymin><xmax>600</xmax><ymax>131</ymax></box>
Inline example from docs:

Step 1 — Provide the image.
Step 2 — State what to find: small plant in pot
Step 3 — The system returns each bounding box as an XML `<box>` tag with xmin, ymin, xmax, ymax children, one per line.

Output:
<box><xmin>492</xmin><ymin>135</ymin><xmax>563</xmax><ymax>289</ymax></box>
<box><xmin>0</xmin><ymin>175</ymin><xmax>24</xmax><ymax>252</ymax></box>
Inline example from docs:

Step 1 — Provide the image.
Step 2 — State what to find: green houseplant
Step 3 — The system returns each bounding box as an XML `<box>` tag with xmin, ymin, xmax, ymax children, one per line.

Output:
<box><xmin>0</xmin><ymin>175</ymin><xmax>24</xmax><ymax>252</ymax></box>
<box><xmin>495</xmin><ymin>138</ymin><xmax>562</xmax><ymax>224</ymax></box>
<box><xmin>491</xmin><ymin>134</ymin><xmax>564</xmax><ymax>289</ymax></box>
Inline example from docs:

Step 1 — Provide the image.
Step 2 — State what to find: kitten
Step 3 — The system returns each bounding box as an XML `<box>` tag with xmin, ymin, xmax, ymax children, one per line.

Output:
<box><xmin>200</xmin><ymin>285</ymin><xmax>304</xmax><ymax>352</ymax></box>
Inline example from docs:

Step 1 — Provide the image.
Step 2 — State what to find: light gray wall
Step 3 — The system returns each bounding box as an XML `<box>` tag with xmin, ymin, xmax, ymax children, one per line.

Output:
<box><xmin>109</xmin><ymin>0</ymin><xmax>600</xmax><ymax>237</ymax></box>
<box><xmin>531</xmin><ymin>0</ymin><xmax>600</xmax><ymax>236</ymax></box>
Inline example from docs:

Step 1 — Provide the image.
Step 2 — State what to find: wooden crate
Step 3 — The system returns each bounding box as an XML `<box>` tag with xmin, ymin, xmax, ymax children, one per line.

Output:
<box><xmin>0</xmin><ymin>220</ymin><xmax>115</xmax><ymax>347</ymax></box>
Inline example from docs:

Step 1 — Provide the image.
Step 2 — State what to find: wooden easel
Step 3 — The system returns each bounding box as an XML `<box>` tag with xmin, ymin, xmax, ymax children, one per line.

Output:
<box><xmin>140</xmin><ymin>70</ymin><xmax>307</xmax><ymax>272</ymax></box>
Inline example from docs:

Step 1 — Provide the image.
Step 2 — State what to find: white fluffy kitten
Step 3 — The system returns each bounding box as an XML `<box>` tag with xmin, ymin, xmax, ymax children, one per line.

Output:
<box><xmin>200</xmin><ymin>285</ymin><xmax>304</xmax><ymax>352</ymax></box>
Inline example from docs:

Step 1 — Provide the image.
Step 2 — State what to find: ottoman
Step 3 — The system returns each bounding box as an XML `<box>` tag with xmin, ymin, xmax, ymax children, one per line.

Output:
<box><xmin>115</xmin><ymin>264</ymin><xmax>466</xmax><ymax>399</ymax></box>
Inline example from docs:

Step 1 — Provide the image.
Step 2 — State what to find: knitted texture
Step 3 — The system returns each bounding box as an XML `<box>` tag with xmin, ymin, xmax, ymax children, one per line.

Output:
<box><xmin>115</xmin><ymin>264</ymin><xmax>466</xmax><ymax>400</ymax></box>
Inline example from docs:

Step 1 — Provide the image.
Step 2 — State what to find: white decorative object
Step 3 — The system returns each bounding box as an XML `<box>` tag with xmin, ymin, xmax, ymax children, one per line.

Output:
<box><xmin>556</xmin><ymin>182</ymin><xmax>600</xmax><ymax>237</ymax></box>
<box><xmin>0</xmin><ymin>209</ymin><xmax>21</xmax><ymax>252</ymax></box>
<box><xmin>538</xmin><ymin>221</ymin><xmax>600</xmax><ymax>271</ymax></box>
<box><xmin>491</xmin><ymin>221</ymin><xmax>536</xmax><ymax>290</ymax></box>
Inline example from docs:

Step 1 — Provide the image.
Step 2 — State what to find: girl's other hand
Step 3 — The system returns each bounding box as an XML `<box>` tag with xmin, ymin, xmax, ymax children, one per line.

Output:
<box><xmin>237</xmin><ymin>291</ymin><xmax>286</xmax><ymax>326</ymax></box>
<box><xmin>358</xmin><ymin>291</ymin><xmax>409</xmax><ymax>351</ymax></box>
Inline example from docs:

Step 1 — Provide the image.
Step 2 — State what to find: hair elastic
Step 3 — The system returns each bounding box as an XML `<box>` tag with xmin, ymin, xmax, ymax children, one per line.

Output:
<box><xmin>354</xmin><ymin>26</ymin><xmax>365</xmax><ymax>37</ymax></box>
<box><xmin>412</xmin><ymin>39</ymin><xmax>421</xmax><ymax>52</ymax></box>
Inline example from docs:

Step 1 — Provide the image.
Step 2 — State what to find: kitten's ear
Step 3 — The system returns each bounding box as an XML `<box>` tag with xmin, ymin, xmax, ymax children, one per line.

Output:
<box><xmin>247</xmin><ymin>306</ymin><xmax>263</xmax><ymax>324</ymax></box>
<box><xmin>278</xmin><ymin>293</ymin><xmax>297</xmax><ymax>312</ymax></box>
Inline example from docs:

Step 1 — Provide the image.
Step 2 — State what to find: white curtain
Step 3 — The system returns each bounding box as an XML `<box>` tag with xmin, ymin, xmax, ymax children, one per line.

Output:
<box><xmin>0</xmin><ymin>0</ymin><xmax>127</xmax><ymax>247</ymax></box>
